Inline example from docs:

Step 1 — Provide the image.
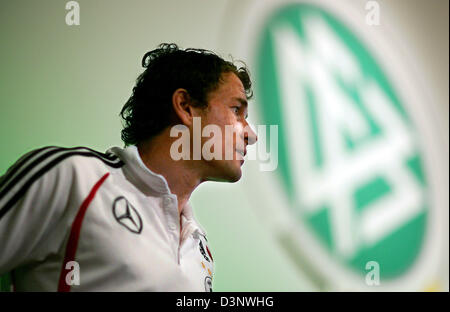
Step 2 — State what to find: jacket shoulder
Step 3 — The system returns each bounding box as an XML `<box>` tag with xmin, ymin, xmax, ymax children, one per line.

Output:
<box><xmin>0</xmin><ymin>146</ymin><xmax>124</xmax><ymax>219</ymax></box>
<box><xmin>6</xmin><ymin>146</ymin><xmax>124</xmax><ymax>175</ymax></box>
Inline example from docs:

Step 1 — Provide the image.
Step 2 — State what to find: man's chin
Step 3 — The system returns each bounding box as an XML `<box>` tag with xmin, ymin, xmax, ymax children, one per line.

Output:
<box><xmin>225</xmin><ymin>171</ymin><xmax>242</xmax><ymax>183</ymax></box>
<box><xmin>207</xmin><ymin>167</ymin><xmax>242</xmax><ymax>183</ymax></box>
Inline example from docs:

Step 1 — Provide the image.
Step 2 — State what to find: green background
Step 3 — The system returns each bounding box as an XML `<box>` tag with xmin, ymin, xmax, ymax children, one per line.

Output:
<box><xmin>0</xmin><ymin>0</ymin><xmax>448</xmax><ymax>291</ymax></box>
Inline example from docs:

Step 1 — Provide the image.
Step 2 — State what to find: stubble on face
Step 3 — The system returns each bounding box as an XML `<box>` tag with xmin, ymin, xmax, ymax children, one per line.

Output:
<box><xmin>198</xmin><ymin>72</ymin><xmax>250</xmax><ymax>182</ymax></box>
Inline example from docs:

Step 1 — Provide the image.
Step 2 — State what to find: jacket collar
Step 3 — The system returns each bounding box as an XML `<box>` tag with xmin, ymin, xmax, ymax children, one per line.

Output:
<box><xmin>109</xmin><ymin>145</ymin><xmax>171</xmax><ymax>195</ymax></box>
<box><xmin>107</xmin><ymin>145</ymin><xmax>206</xmax><ymax>235</ymax></box>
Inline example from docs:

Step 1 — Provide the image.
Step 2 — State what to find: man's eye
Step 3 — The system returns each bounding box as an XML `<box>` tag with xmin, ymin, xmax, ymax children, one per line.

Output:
<box><xmin>232</xmin><ymin>107</ymin><xmax>239</xmax><ymax>113</ymax></box>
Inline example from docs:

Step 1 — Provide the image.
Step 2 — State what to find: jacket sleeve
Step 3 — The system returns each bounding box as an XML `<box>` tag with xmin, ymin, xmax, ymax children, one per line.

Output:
<box><xmin>0</xmin><ymin>148</ymin><xmax>73</xmax><ymax>274</ymax></box>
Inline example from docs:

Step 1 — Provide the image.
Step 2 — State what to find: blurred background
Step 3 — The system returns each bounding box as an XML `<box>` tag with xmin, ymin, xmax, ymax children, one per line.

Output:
<box><xmin>0</xmin><ymin>0</ymin><xmax>448</xmax><ymax>291</ymax></box>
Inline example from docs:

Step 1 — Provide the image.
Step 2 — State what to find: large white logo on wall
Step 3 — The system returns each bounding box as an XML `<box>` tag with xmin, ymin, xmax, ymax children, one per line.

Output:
<box><xmin>220</xmin><ymin>0</ymin><xmax>448</xmax><ymax>291</ymax></box>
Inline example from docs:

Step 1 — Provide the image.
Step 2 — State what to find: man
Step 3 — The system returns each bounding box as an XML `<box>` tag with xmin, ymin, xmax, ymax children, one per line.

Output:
<box><xmin>0</xmin><ymin>43</ymin><xmax>257</xmax><ymax>291</ymax></box>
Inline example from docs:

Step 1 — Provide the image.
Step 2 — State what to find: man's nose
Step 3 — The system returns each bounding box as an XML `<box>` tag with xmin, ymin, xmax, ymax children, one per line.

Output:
<box><xmin>243</xmin><ymin>122</ymin><xmax>257</xmax><ymax>146</ymax></box>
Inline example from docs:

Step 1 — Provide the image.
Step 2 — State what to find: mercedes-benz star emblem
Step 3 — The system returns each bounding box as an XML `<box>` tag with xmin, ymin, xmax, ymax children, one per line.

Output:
<box><xmin>112</xmin><ymin>196</ymin><xmax>143</xmax><ymax>234</ymax></box>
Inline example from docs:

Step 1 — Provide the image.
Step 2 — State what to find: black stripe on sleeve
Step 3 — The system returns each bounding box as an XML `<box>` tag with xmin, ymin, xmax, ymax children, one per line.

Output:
<box><xmin>0</xmin><ymin>146</ymin><xmax>57</xmax><ymax>191</ymax></box>
<box><xmin>0</xmin><ymin>146</ymin><xmax>121</xmax><ymax>199</ymax></box>
<box><xmin>0</xmin><ymin>151</ymin><xmax>124</xmax><ymax>220</ymax></box>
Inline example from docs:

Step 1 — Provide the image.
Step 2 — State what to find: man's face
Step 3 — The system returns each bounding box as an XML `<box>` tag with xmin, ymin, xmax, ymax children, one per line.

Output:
<box><xmin>197</xmin><ymin>72</ymin><xmax>257</xmax><ymax>182</ymax></box>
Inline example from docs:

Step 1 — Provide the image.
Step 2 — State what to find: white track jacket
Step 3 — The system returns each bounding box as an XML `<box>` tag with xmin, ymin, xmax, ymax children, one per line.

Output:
<box><xmin>0</xmin><ymin>145</ymin><xmax>214</xmax><ymax>291</ymax></box>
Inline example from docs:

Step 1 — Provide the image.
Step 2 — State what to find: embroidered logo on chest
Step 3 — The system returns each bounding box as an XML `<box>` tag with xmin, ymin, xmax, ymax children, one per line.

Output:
<box><xmin>112</xmin><ymin>196</ymin><xmax>143</xmax><ymax>234</ymax></box>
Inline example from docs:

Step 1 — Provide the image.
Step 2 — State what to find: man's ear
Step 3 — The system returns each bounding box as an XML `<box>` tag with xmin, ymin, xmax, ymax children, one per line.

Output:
<box><xmin>172</xmin><ymin>88</ymin><xmax>199</xmax><ymax>127</ymax></box>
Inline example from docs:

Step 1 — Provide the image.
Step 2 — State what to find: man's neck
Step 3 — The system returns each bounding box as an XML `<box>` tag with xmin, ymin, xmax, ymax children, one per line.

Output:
<box><xmin>137</xmin><ymin>131</ymin><xmax>203</xmax><ymax>216</ymax></box>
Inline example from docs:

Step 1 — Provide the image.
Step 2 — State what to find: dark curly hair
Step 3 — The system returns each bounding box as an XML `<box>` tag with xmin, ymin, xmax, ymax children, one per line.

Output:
<box><xmin>120</xmin><ymin>43</ymin><xmax>253</xmax><ymax>146</ymax></box>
